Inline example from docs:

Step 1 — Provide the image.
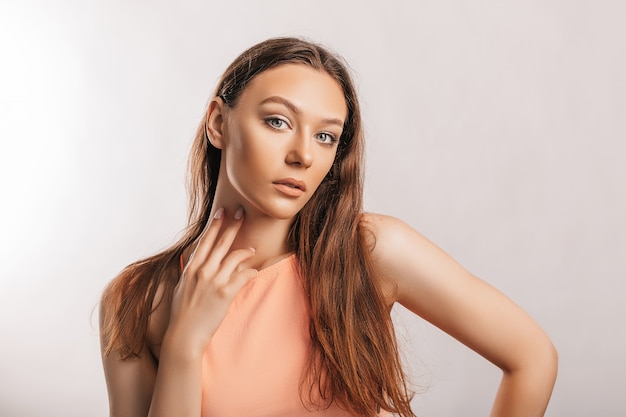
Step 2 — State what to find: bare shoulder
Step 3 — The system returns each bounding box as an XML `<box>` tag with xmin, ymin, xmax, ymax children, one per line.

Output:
<box><xmin>99</xmin><ymin>269</ymin><xmax>171</xmax><ymax>359</ymax></box>
<box><xmin>360</xmin><ymin>212</ymin><xmax>433</xmax><ymax>272</ymax></box>
<box><xmin>360</xmin><ymin>212</ymin><xmax>435</xmax><ymax>303</ymax></box>
<box><xmin>360</xmin><ymin>212</ymin><xmax>473</xmax><ymax>308</ymax></box>
<box><xmin>360</xmin><ymin>212</ymin><xmax>420</xmax><ymax>253</ymax></box>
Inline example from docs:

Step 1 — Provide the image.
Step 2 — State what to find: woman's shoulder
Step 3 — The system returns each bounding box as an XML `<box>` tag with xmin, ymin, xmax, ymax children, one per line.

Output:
<box><xmin>100</xmin><ymin>259</ymin><xmax>175</xmax><ymax>361</ymax></box>
<box><xmin>360</xmin><ymin>212</ymin><xmax>422</xmax><ymax>260</ymax></box>
<box><xmin>360</xmin><ymin>212</ymin><xmax>460</xmax><ymax>303</ymax></box>
<box><xmin>359</xmin><ymin>212</ymin><xmax>426</xmax><ymax>302</ymax></box>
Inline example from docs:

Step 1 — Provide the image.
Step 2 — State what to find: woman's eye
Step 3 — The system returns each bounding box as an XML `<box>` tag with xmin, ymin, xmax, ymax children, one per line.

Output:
<box><xmin>316</xmin><ymin>132</ymin><xmax>338</xmax><ymax>144</ymax></box>
<box><xmin>266</xmin><ymin>117</ymin><xmax>288</xmax><ymax>129</ymax></box>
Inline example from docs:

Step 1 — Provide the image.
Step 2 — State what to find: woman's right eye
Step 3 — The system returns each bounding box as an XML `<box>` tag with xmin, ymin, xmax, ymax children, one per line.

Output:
<box><xmin>265</xmin><ymin>117</ymin><xmax>288</xmax><ymax>130</ymax></box>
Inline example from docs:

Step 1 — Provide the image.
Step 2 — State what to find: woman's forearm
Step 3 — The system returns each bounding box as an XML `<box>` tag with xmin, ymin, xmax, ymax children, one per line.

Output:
<box><xmin>147</xmin><ymin>337</ymin><xmax>204</xmax><ymax>417</ymax></box>
<box><xmin>490</xmin><ymin>344</ymin><xmax>558</xmax><ymax>417</ymax></box>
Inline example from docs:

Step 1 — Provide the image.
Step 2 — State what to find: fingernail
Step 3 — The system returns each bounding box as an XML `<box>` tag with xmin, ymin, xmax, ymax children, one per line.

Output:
<box><xmin>214</xmin><ymin>207</ymin><xmax>224</xmax><ymax>219</ymax></box>
<box><xmin>249</xmin><ymin>247</ymin><xmax>256</xmax><ymax>253</ymax></box>
<box><xmin>234</xmin><ymin>207</ymin><xmax>244</xmax><ymax>220</ymax></box>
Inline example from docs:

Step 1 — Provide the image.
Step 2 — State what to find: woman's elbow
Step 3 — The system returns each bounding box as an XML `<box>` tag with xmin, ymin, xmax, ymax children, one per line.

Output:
<box><xmin>542</xmin><ymin>338</ymin><xmax>559</xmax><ymax>381</ymax></box>
<box><xmin>509</xmin><ymin>332</ymin><xmax>559</xmax><ymax>384</ymax></box>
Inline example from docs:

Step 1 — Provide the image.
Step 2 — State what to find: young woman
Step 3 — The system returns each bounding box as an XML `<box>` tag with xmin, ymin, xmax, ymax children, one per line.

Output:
<box><xmin>100</xmin><ymin>37</ymin><xmax>557</xmax><ymax>417</ymax></box>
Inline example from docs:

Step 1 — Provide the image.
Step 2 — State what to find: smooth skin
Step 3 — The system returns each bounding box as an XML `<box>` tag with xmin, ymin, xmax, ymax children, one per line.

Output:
<box><xmin>100</xmin><ymin>64</ymin><xmax>557</xmax><ymax>417</ymax></box>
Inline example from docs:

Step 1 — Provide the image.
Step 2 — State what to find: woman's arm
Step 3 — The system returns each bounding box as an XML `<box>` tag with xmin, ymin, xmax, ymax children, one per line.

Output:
<box><xmin>365</xmin><ymin>213</ymin><xmax>557</xmax><ymax>417</ymax></box>
<box><xmin>100</xmin><ymin>306</ymin><xmax>157</xmax><ymax>417</ymax></box>
<box><xmin>100</xmin><ymin>207</ymin><xmax>258</xmax><ymax>417</ymax></box>
<box><xmin>100</xmin><ymin>287</ymin><xmax>207</xmax><ymax>417</ymax></box>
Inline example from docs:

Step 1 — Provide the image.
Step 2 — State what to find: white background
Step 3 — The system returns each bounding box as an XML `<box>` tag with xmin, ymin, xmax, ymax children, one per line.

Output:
<box><xmin>1</xmin><ymin>0</ymin><xmax>624</xmax><ymax>416</ymax></box>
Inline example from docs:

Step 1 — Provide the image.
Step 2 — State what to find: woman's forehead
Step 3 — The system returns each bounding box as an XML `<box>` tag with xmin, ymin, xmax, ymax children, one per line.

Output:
<box><xmin>238</xmin><ymin>64</ymin><xmax>348</xmax><ymax>121</ymax></box>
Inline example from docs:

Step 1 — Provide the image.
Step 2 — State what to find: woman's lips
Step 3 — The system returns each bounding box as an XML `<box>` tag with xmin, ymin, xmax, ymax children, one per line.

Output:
<box><xmin>273</xmin><ymin>178</ymin><xmax>306</xmax><ymax>196</ymax></box>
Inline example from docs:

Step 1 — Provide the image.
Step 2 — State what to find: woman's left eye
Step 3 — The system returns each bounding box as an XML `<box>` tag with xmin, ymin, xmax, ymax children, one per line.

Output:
<box><xmin>316</xmin><ymin>132</ymin><xmax>337</xmax><ymax>144</ymax></box>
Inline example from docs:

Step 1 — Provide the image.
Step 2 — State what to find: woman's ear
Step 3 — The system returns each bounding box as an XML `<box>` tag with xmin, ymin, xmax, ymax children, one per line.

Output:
<box><xmin>206</xmin><ymin>97</ymin><xmax>227</xmax><ymax>149</ymax></box>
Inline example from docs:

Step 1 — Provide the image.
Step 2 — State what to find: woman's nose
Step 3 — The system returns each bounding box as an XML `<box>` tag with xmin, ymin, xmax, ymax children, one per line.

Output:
<box><xmin>285</xmin><ymin>134</ymin><xmax>313</xmax><ymax>168</ymax></box>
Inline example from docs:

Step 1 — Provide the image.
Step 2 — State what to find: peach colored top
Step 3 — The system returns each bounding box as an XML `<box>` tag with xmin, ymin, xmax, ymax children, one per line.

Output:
<box><xmin>199</xmin><ymin>254</ymin><xmax>388</xmax><ymax>417</ymax></box>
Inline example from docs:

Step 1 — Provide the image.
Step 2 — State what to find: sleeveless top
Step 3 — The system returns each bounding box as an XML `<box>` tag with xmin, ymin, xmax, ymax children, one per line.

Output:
<box><xmin>195</xmin><ymin>253</ymin><xmax>389</xmax><ymax>417</ymax></box>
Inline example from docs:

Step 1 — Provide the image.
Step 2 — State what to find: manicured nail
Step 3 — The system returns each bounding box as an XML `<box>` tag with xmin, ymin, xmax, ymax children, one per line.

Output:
<box><xmin>214</xmin><ymin>207</ymin><xmax>224</xmax><ymax>219</ymax></box>
<box><xmin>234</xmin><ymin>207</ymin><xmax>244</xmax><ymax>220</ymax></box>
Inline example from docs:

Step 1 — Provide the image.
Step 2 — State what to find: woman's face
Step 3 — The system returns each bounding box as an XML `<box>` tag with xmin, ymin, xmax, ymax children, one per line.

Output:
<box><xmin>217</xmin><ymin>63</ymin><xmax>347</xmax><ymax>220</ymax></box>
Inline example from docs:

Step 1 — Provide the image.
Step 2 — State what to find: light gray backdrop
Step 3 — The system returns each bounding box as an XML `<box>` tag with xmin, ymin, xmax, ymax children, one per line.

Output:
<box><xmin>0</xmin><ymin>0</ymin><xmax>624</xmax><ymax>416</ymax></box>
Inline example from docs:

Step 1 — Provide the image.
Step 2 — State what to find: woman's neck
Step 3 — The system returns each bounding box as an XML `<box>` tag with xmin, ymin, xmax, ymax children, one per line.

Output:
<box><xmin>204</xmin><ymin>199</ymin><xmax>294</xmax><ymax>271</ymax></box>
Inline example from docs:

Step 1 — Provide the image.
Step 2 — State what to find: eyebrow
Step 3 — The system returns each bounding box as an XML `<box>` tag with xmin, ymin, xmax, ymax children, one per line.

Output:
<box><xmin>259</xmin><ymin>96</ymin><xmax>345</xmax><ymax>128</ymax></box>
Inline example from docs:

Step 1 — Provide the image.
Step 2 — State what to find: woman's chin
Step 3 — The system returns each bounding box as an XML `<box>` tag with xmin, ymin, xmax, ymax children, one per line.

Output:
<box><xmin>252</xmin><ymin>202</ymin><xmax>306</xmax><ymax>222</ymax></box>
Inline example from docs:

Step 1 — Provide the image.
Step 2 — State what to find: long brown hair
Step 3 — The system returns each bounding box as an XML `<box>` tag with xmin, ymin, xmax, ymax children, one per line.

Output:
<box><xmin>101</xmin><ymin>37</ymin><xmax>414</xmax><ymax>417</ymax></box>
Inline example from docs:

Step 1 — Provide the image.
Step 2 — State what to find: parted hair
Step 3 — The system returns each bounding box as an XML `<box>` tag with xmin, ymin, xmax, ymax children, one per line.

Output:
<box><xmin>101</xmin><ymin>37</ymin><xmax>415</xmax><ymax>417</ymax></box>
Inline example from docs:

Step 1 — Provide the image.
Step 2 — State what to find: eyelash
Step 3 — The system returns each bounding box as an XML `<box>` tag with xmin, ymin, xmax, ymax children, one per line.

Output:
<box><xmin>315</xmin><ymin>132</ymin><xmax>338</xmax><ymax>144</ymax></box>
<box><xmin>265</xmin><ymin>117</ymin><xmax>289</xmax><ymax>130</ymax></box>
<box><xmin>264</xmin><ymin>117</ymin><xmax>338</xmax><ymax>145</ymax></box>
